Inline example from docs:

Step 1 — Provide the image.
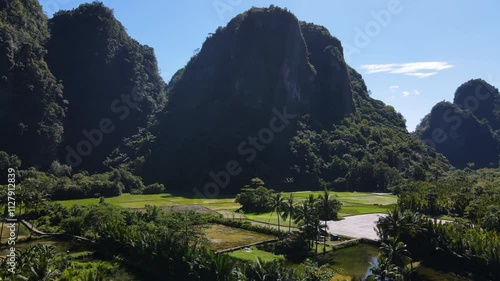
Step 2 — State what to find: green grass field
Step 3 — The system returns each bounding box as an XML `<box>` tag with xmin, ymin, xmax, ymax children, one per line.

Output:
<box><xmin>55</xmin><ymin>191</ymin><xmax>396</xmax><ymax>228</ymax></box>
<box><xmin>314</xmin><ymin>242</ymin><xmax>334</xmax><ymax>254</ymax></box>
<box><xmin>56</xmin><ymin>193</ymin><xmax>240</xmax><ymax>210</ymax></box>
<box><xmin>244</xmin><ymin>212</ymin><xmax>298</xmax><ymax>228</ymax></box>
<box><xmin>339</xmin><ymin>203</ymin><xmax>394</xmax><ymax>217</ymax></box>
<box><xmin>287</xmin><ymin>191</ymin><xmax>396</xmax><ymax>205</ymax></box>
<box><xmin>228</xmin><ymin>246</ymin><xmax>284</xmax><ymax>262</ymax></box>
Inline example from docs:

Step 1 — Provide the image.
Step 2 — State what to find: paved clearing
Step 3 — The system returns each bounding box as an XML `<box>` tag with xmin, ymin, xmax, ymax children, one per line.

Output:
<box><xmin>325</xmin><ymin>213</ymin><xmax>452</xmax><ymax>241</ymax></box>
<box><xmin>325</xmin><ymin>213</ymin><xmax>386</xmax><ymax>240</ymax></box>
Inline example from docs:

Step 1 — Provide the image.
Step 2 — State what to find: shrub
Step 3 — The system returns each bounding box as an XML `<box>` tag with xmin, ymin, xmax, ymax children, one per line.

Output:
<box><xmin>142</xmin><ymin>183</ymin><xmax>165</xmax><ymax>194</ymax></box>
<box><xmin>235</xmin><ymin>186</ymin><xmax>275</xmax><ymax>213</ymax></box>
<box><xmin>275</xmin><ymin>232</ymin><xmax>310</xmax><ymax>262</ymax></box>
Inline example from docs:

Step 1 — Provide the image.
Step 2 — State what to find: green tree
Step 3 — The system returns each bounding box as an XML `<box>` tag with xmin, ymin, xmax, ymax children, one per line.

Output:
<box><xmin>17</xmin><ymin>245</ymin><xmax>65</xmax><ymax>281</ymax></box>
<box><xmin>379</xmin><ymin>237</ymin><xmax>412</xmax><ymax>268</ymax></box>
<box><xmin>481</xmin><ymin>205</ymin><xmax>500</xmax><ymax>232</ymax></box>
<box><xmin>235</xmin><ymin>186</ymin><xmax>274</xmax><ymax>213</ymax></box>
<box><xmin>376</xmin><ymin>209</ymin><xmax>419</xmax><ymax>241</ymax></box>
<box><xmin>275</xmin><ymin>231</ymin><xmax>309</xmax><ymax>263</ymax></box>
<box><xmin>316</xmin><ymin>189</ymin><xmax>342</xmax><ymax>254</ymax></box>
<box><xmin>281</xmin><ymin>193</ymin><xmax>296</xmax><ymax>233</ymax></box>
<box><xmin>0</xmin><ymin>152</ymin><xmax>21</xmax><ymax>183</ymax></box>
<box><xmin>369</xmin><ymin>256</ymin><xmax>400</xmax><ymax>281</ymax></box>
<box><xmin>270</xmin><ymin>192</ymin><xmax>285</xmax><ymax>233</ymax></box>
<box><xmin>294</xmin><ymin>195</ymin><xmax>320</xmax><ymax>254</ymax></box>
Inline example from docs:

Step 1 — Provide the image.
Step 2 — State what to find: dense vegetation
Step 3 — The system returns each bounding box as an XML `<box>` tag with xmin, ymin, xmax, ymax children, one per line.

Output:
<box><xmin>1</xmin><ymin>194</ymin><xmax>337</xmax><ymax>280</ymax></box>
<box><xmin>19</xmin><ymin>162</ymin><xmax>165</xmax><ymax>200</ymax></box>
<box><xmin>373</xmin><ymin>169</ymin><xmax>500</xmax><ymax>280</ymax></box>
<box><xmin>396</xmin><ymin>169</ymin><xmax>500</xmax><ymax>231</ymax></box>
<box><xmin>416</xmin><ymin>79</ymin><xmax>500</xmax><ymax>169</ymax></box>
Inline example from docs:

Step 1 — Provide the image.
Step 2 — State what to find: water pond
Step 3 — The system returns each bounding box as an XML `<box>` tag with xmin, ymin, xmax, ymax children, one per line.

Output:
<box><xmin>326</xmin><ymin>244</ymin><xmax>473</xmax><ymax>281</ymax></box>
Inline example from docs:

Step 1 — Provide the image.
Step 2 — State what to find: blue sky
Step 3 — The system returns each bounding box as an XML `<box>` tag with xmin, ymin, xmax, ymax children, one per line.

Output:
<box><xmin>42</xmin><ymin>0</ymin><xmax>500</xmax><ymax>131</ymax></box>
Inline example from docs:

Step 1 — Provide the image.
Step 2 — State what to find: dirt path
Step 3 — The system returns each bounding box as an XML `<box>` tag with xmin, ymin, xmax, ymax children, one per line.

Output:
<box><xmin>244</xmin><ymin>219</ymin><xmax>299</xmax><ymax>232</ymax></box>
<box><xmin>19</xmin><ymin>219</ymin><xmax>94</xmax><ymax>244</ymax></box>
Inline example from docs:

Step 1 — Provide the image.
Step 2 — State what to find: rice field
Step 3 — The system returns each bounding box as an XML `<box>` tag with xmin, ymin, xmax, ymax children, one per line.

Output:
<box><xmin>203</xmin><ymin>224</ymin><xmax>276</xmax><ymax>250</ymax></box>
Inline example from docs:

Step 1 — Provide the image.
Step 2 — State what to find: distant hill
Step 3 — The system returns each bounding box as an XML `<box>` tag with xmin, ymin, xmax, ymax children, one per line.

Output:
<box><xmin>416</xmin><ymin>79</ymin><xmax>500</xmax><ymax>168</ymax></box>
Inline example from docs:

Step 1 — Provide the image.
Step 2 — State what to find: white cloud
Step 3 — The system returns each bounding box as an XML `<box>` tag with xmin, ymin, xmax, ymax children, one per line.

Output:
<box><xmin>389</xmin><ymin>85</ymin><xmax>400</xmax><ymax>92</ymax></box>
<box><xmin>387</xmin><ymin>95</ymin><xmax>396</xmax><ymax>101</ymax></box>
<box><xmin>360</xmin><ymin>61</ymin><xmax>453</xmax><ymax>78</ymax></box>
<box><xmin>400</xmin><ymin>90</ymin><xmax>421</xmax><ymax>98</ymax></box>
<box><xmin>406</xmin><ymin>72</ymin><xmax>438</xmax><ymax>78</ymax></box>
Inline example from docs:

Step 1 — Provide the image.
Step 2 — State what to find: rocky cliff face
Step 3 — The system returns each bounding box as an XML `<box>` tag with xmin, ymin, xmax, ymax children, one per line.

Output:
<box><xmin>453</xmin><ymin>79</ymin><xmax>500</xmax><ymax>129</ymax></box>
<box><xmin>166</xmin><ymin>8</ymin><xmax>353</xmax><ymax>120</ymax></box>
<box><xmin>300</xmin><ymin>22</ymin><xmax>354</xmax><ymax>123</ymax></box>
<box><xmin>416</xmin><ymin>79</ymin><xmax>500</xmax><ymax>168</ymax></box>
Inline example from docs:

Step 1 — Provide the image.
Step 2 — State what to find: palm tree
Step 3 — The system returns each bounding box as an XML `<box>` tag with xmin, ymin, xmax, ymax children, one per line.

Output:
<box><xmin>317</xmin><ymin>189</ymin><xmax>342</xmax><ymax>254</ymax></box>
<box><xmin>369</xmin><ymin>256</ymin><xmax>400</xmax><ymax>281</ymax></box>
<box><xmin>398</xmin><ymin>263</ymin><xmax>416</xmax><ymax>281</ymax></box>
<box><xmin>17</xmin><ymin>244</ymin><xmax>63</xmax><ymax>280</ymax></box>
<box><xmin>16</xmin><ymin>187</ymin><xmax>32</xmax><ymax>237</ymax></box>
<box><xmin>376</xmin><ymin>210</ymin><xmax>421</xmax><ymax>241</ymax></box>
<box><xmin>0</xmin><ymin>202</ymin><xmax>6</xmax><ymax>244</ymax></box>
<box><xmin>188</xmin><ymin>248</ymin><xmax>237</xmax><ymax>281</ymax></box>
<box><xmin>27</xmin><ymin>190</ymin><xmax>50</xmax><ymax>238</ymax></box>
<box><xmin>294</xmin><ymin>195</ymin><xmax>320</xmax><ymax>254</ymax></box>
<box><xmin>270</xmin><ymin>193</ymin><xmax>285</xmax><ymax>233</ymax></box>
<box><xmin>0</xmin><ymin>188</ymin><xmax>9</xmax><ymax>243</ymax></box>
<box><xmin>380</xmin><ymin>236</ymin><xmax>412</xmax><ymax>268</ymax></box>
<box><xmin>281</xmin><ymin>193</ymin><xmax>295</xmax><ymax>233</ymax></box>
<box><xmin>293</xmin><ymin>199</ymin><xmax>311</xmax><ymax>247</ymax></box>
<box><xmin>377</xmin><ymin>209</ymin><xmax>405</xmax><ymax>241</ymax></box>
<box><xmin>240</xmin><ymin>258</ymin><xmax>293</xmax><ymax>281</ymax></box>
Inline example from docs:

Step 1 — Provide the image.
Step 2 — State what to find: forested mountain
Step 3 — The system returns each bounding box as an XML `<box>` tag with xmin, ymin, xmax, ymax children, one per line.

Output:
<box><xmin>0</xmin><ymin>1</ymin><xmax>166</xmax><ymax>171</ymax></box>
<box><xmin>135</xmin><ymin>7</ymin><xmax>451</xmax><ymax>193</ymax></box>
<box><xmin>416</xmin><ymin>79</ymin><xmax>500</xmax><ymax>169</ymax></box>
<box><xmin>0</xmin><ymin>3</ymin><xmax>452</xmax><ymax>193</ymax></box>
<box><xmin>46</xmin><ymin>2</ymin><xmax>166</xmax><ymax>171</ymax></box>
<box><xmin>0</xmin><ymin>0</ymin><xmax>65</xmax><ymax>167</ymax></box>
